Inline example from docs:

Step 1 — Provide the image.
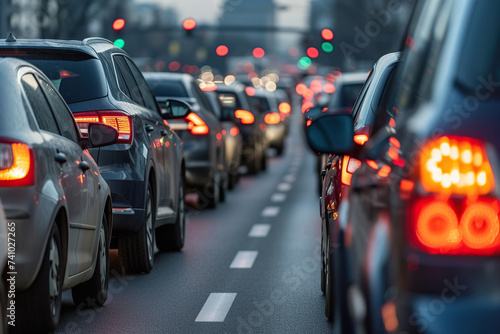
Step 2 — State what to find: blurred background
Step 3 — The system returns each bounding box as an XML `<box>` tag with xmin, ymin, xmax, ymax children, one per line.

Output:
<box><xmin>0</xmin><ymin>0</ymin><xmax>413</xmax><ymax>79</ymax></box>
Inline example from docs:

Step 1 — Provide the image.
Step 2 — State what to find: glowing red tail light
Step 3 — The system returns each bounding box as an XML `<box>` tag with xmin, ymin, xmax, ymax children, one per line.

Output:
<box><xmin>341</xmin><ymin>155</ymin><xmax>361</xmax><ymax>186</ymax></box>
<box><xmin>0</xmin><ymin>139</ymin><xmax>34</xmax><ymax>187</ymax></box>
<box><xmin>186</xmin><ymin>113</ymin><xmax>209</xmax><ymax>135</ymax></box>
<box><xmin>264</xmin><ymin>112</ymin><xmax>280</xmax><ymax>125</ymax></box>
<box><xmin>74</xmin><ymin>110</ymin><xmax>132</xmax><ymax>143</ymax></box>
<box><xmin>234</xmin><ymin>110</ymin><xmax>255</xmax><ymax>125</ymax></box>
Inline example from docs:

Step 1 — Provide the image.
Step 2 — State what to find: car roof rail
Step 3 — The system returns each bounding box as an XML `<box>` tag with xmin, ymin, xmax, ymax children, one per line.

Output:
<box><xmin>83</xmin><ymin>37</ymin><xmax>114</xmax><ymax>45</ymax></box>
<box><xmin>5</xmin><ymin>33</ymin><xmax>16</xmax><ymax>42</ymax></box>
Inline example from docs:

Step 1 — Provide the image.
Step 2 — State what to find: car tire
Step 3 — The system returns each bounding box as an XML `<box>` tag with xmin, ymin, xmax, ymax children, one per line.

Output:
<box><xmin>119</xmin><ymin>184</ymin><xmax>155</xmax><ymax>274</ymax></box>
<box><xmin>321</xmin><ymin>227</ymin><xmax>326</xmax><ymax>295</ymax></box>
<box><xmin>206</xmin><ymin>171</ymin><xmax>220</xmax><ymax>209</ymax></box>
<box><xmin>247</xmin><ymin>147</ymin><xmax>260</xmax><ymax>175</ymax></box>
<box><xmin>72</xmin><ymin>213</ymin><xmax>109</xmax><ymax>307</ymax></box>
<box><xmin>156</xmin><ymin>176</ymin><xmax>185</xmax><ymax>251</ymax></box>
<box><xmin>219</xmin><ymin>171</ymin><xmax>228</xmax><ymax>203</ymax></box>
<box><xmin>325</xmin><ymin>236</ymin><xmax>334</xmax><ymax>321</ymax></box>
<box><xmin>15</xmin><ymin>224</ymin><xmax>63</xmax><ymax>333</ymax></box>
<box><xmin>228</xmin><ymin>168</ymin><xmax>238</xmax><ymax>190</ymax></box>
<box><xmin>276</xmin><ymin>140</ymin><xmax>284</xmax><ymax>156</ymax></box>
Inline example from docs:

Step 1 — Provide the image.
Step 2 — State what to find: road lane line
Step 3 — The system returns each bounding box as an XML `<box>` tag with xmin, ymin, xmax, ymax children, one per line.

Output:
<box><xmin>249</xmin><ymin>224</ymin><xmax>271</xmax><ymax>237</ymax></box>
<box><xmin>195</xmin><ymin>293</ymin><xmax>237</xmax><ymax>322</ymax></box>
<box><xmin>271</xmin><ymin>193</ymin><xmax>287</xmax><ymax>202</ymax></box>
<box><xmin>261</xmin><ymin>206</ymin><xmax>281</xmax><ymax>217</ymax></box>
<box><xmin>230</xmin><ymin>251</ymin><xmax>259</xmax><ymax>269</ymax></box>
<box><xmin>284</xmin><ymin>174</ymin><xmax>296</xmax><ymax>183</ymax></box>
<box><xmin>277</xmin><ymin>183</ymin><xmax>292</xmax><ymax>192</ymax></box>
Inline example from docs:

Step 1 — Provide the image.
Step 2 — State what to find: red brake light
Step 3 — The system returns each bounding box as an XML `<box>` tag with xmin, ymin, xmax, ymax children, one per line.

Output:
<box><xmin>264</xmin><ymin>113</ymin><xmax>280</xmax><ymax>125</ymax></box>
<box><xmin>186</xmin><ymin>113</ymin><xmax>209</xmax><ymax>135</ymax></box>
<box><xmin>354</xmin><ymin>134</ymin><xmax>369</xmax><ymax>146</ymax></box>
<box><xmin>0</xmin><ymin>140</ymin><xmax>34</xmax><ymax>187</ymax></box>
<box><xmin>419</xmin><ymin>136</ymin><xmax>494</xmax><ymax>195</ymax></box>
<box><xmin>230</xmin><ymin>127</ymin><xmax>239</xmax><ymax>136</ymax></box>
<box><xmin>341</xmin><ymin>155</ymin><xmax>361</xmax><ymax>186</ymax></box>
<box><xmin>74</xmin><ymin>110</ymin><xmax>133</xmax><ymax>144</ymax></box>
<box><xmin>235</xmin><ymin>110</ymin><xmax>255</xmax><ymax>125</ymax></box>
<box><xmin>278</xmin><ymin>102</ymin><xmax>291</xmax><ymax>115</ymax></box>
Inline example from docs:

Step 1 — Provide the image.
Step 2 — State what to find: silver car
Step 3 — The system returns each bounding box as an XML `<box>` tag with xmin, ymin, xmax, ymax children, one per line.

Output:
<box><xmin>0</xmin><ymin>58</ymin><xmax>117</xmax><ymax>333</ymax></box>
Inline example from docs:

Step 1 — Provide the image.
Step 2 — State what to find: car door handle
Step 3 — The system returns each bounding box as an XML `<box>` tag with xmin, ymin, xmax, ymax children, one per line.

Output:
<box><xmin>145</xmin><ymin>125</ymin><xmax>154</xmax><ymax>132</ymax></box>
<box><xmin>79</xmin><ymin>161</ymin><xmax>90</xmax><ymax>172</ymax></box>
<box><xmin>55</xmin><ymin>152</ymin><xmax>67</xmax><ymax>164</ymax></box>
<box><xmin>161</xmin><ymin>129</ymin><xmax>168</xmax><ymax>137</ymax></box>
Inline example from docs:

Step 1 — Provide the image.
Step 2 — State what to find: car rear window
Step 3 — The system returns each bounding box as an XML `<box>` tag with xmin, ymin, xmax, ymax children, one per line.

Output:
<box><xmin>248</xmin><ymin>96</ymin><xmax>271</xmax><ymax>113</ymax></box>
<box><xmin>146</xmin><ymin>79</ymin><xmax>189</xmax><ymax>98</ymax></box>
<box><xmin>0</xmin><ymin>50</ymin><xmax>107</xmax><ymax>104</ymax></box>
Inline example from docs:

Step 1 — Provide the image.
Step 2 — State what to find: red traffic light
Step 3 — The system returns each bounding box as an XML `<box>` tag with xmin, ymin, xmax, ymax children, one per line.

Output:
<box><xmin>112</xmin><ymin>19</ymin><xmax>125</xmax><ymax>31</ymax></box>
<box><xmin>183</xmin><ymin>18</ymin><xmax>197</xmax><ymax>31</ymax></box>
<box><xmin>253</xmin><ymin>47</ymin><xmax>265</xmax><ymax>58</ymax></box>
<box><xmin>321</xmin><ymin>28</ymin><xmax>334</xmax><ymax>41</ymax></box>
<box><xmin>216</xmin><ymin>45</ymin><xmax>229</xmax><ymax>57</ymax></box>
<box><xmin>307</xmin><ymin>47</ymin><xmax>319</xmax><ymax>58</ymax></box>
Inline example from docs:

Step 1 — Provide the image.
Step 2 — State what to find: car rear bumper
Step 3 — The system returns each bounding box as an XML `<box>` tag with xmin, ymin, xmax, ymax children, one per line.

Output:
<box><xmin>0</xmin><ymin>187</ymin><xmax>54</xmax><ymax>291</ymax></box>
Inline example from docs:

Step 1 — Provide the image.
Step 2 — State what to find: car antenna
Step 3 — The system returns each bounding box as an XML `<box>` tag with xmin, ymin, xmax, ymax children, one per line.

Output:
<box><xmin>6</xmin><ymin>33</ymin><xmax>16</xmax><ymax>42</ymax></box>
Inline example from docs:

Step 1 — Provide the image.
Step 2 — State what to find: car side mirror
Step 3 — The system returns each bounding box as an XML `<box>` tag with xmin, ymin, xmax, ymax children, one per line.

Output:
<box><xmin>305</xmin><ymin>113</ymin><xmax>354</xmax><ymax>155</ymax></box>
<box><xmin>365</xmin><ymin>126</ymin><xmax>394</xmax><ymax>161</ymax></box>
<box><xmin>164</xmin><ymin>99</ymin><xmax>192</xmax><ymax>119</ymax></box>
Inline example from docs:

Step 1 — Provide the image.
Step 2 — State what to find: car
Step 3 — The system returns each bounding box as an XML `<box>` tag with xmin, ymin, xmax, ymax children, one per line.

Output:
<box><xmin>0</xmin><ymin>57</ymin><xmax>118</xmax><ymax>332</ymax></box>
<box><xmin>0</xmin><ymin>37</ymin><xmax>188</xmax><ymax>275</ymax></box>
<box><xmin>247</xmin><ymin>89</ymin><xmax>287</xmax><ymax>156</ymax></box>
<box><xmin>215</xmin><ymin>83</ymin><xmax>267</xmax><ymax>174</ymax></box>
<box><xmin>144</xmin><ymin>72</ymin><xmax>225</xmax><ymax>209</ymax></box>
<box><xmin>307</xmin><ymin>1</ymin><xmax>500</xmax><ymax>333</ymax></box>
<box><xmin>0</xmin><ymin>201</ymin><xmax>7</xmax><ymax>334</ymax></box>
<box><xmin>305</xmin><ymin>72</ymin><xmax>368</xmax><ymax>194</ymax></box>
<box><xmin>309</xmin><ymin>52</ymin><xmax>400</xmax><ymax>326</ymax></box>
<box><xmin>203</xmin><ymin>90</ymin><xmax>243</xmax><ymax>191</ymax></box>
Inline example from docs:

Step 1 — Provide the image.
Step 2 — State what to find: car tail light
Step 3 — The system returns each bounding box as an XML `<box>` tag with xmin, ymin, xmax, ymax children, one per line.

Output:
<box><xmin>230</xmin><ymin>127</ymin><xmax>239</xmax><ymax>136</ymax></box>
<box><xmin>264</xmin><ymin>113</ymin><xmax>280</xmax><ymax>125</ymax></box>
<box><xmin>341</xmin><ymin>155</ymin><xmax>361</xmax><ymax>186</ymax></box>
<box><xmin>74</xmin><ymin>110</ymin><xmax>132</xmax><ymax>143</ymax></box>
<box><xmin>186</xmin><ymin>113</ymin><xmax>209</xmax><ymax>135</ymax></box>
<box><xmin>410</xmin><ymin>198</ymin><xmax>500</xmax><ymax>255</ymax></box>
<box><xmin>354</xmin><ymin>134</ymin><xmax>369</xmax><ymax>145</ymax></box>
<box><xmin>235</xmin><ymin>110</ymin><xmax>255</xmax><ymax>124</ymax></box>
<box><xmin>279</xmin><ymin>102</ymin><xmax>291</xmax><ymax>115</ymax></box>
<box><xmin>0</xmin><ymin>140</ymin><xmax>34</xmax><ymax>187</ymax></box>
<box><xmin>419</xmin><ymin>136</ymin><xmax>494</xmax><ymax>195</ymax></box>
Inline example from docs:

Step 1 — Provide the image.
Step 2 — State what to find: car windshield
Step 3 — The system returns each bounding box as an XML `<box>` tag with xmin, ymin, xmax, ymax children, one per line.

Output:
<box><xmin>456</xmin><ymin>1</ymin><xmax>500</xmax><ymax>95</ymax></box>
<box><xmin>147</xmin><ymin>79</ymin><xmax>188</xmax><ymax>97</ymax></box>
<box><xmin>0</xmin><ymin>51</ymin><xmax>108</xmax><ymax>104</ymax></box>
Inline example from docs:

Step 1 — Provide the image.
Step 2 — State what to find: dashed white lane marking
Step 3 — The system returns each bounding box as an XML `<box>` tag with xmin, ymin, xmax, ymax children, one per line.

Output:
<box><xmin>284</xmin><ymin>174</ymin><xmax>296</xmax><ymax>183</ymax></box>
<box><xmin>195</xmin><ymin>293</ymin><xmax>237</xmax><ymax>322</ymax></box>
<box><xmin>230</xmin><ymin>251</ymin><xmax>259</xmax><ymax>269</ymax></box>
<box><xmin>271</xmin><ymin>193</ymin><xmax>287</xmax><ymax>202</ymax></box>
<box><xmin>261</xmin><ymin>206</ymin><xmax>281</xmax><ymax>217</ymax></box>
<box><xmin>249</xmin><ymin>224</ymin><xmax>271</xmax><ymax>237</ymax></box>
<box><xmin>277</xmin><ymin>183</ymin><xmax>292</xmax><ymax>192</ymax></box>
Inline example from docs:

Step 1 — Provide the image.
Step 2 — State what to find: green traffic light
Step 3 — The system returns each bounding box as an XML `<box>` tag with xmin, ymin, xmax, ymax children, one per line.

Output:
<box><xmin>114</xmin><ymin>39</ymin><xmax>125</xmax><ymax>48</ymax></box>
<box><xmin>298</xmin><ymin>57</ymin><xmax>312</xmax><ymax>70</ymax></box>
<box><xmin>322</xmin><ymin>42</ymin><xmax>333</xmax><ymax>53</ymax></box>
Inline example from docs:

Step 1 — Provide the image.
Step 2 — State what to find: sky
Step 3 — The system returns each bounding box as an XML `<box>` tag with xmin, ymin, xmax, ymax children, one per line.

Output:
<box><xmin>134</xmin><ymin>0</ymin><xmax>311</xmax><ymax>29</ymax></box>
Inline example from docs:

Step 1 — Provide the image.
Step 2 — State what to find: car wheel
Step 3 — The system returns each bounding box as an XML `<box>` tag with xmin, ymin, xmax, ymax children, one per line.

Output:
<box><xmin>276</xmin><ymin>140</ymin><xmax>284</xmax><ymax>156</ymax></box>
<box><xmin>325</xmin><ymin>236</ymin><xmax>334</xmax><ymax>321</ymax></box>
<box><xmin>206</xmin><ymin>171</ymin><xmax>220</xmax><ymax>209</ymax></box>
<box><xmin>72</xmin><ymin>213</ymin><xmax>109</xmax><ymax>306</ymax></box>
<box><xmin>119</xmin><ymin>184</ymin><xmax>155</xmax><ymax>274</ymax></box>
<box><xmin>321</xmin><ymin>225</ymin><xmax>326</xmax><ymax>295</ymax></box>
<box><xmin>16</xmin><ymin>224</ymin><xmax>63</xmax><ymax>333</ymax></box>
<box><xmin>260</xmin><ymin>142</ymin><xmax>267</xmax><ymax>171</ymax></box>
<box><xmin>156</xmin><ymin>176</ymin><xmax>185</xmax><ymax>251</ymax></box>
<box><xmin>247</xmin><ymin>142</ymin><xmax>261</xmax><ymax>175</ymax></box>
<box><xmin>219</xmin><ymin>170</ymin><xmax>228</xmax><ymax>203</ymax></box>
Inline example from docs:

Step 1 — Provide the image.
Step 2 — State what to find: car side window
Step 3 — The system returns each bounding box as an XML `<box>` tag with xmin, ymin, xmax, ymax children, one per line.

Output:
<box><xmin>21</xmin><ymin>73</ymin><xmax>60</xmax><ymax>135</ymax></box>
<box><xmin>352</xmin><ymin>68</ymin><xmax>374</xmax><ymax>126</ymax></box>
<box><xmin>114</xmin><ymin>57</ymin><xmax>132</xmax><ymax>99</ymax></box>
<box><xmin>39</xmin><ymin>78</ymin><xmax>80</xmax><ymax>143</ymax></box>
<box><xmin>124</xmin><ymin>57</ymin><xmax>161</xmax><ymax>114</ymax></box>
<box><xmin>191</xmin><ymin>82</ymin><xmax>215</xmax><ymax>115</ymax></box>
<box><xmin>114</xmin><ymin>55</ymin><xmax>144</xmax><ymax>105</ymax></box>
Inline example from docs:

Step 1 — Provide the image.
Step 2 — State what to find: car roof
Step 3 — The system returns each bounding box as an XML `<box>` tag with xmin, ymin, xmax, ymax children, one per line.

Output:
<box><xmin>143</xmin><ymin>72</ymin><xmax>194</xmax><ymax>85</ymax></box>
<box><xmin>336</xmin><ymin>71</ymin><xmax>370</xmax><ymax>85</ymax></box>
<box><xmin>215</xmin><ymin>82</ymin><xmax>246</xmax><ymax>93</ymax></box>
<box><xmin>0</xmin><ymin>37</ymin><xmax>115</xmax><ymax>58</ymax></box>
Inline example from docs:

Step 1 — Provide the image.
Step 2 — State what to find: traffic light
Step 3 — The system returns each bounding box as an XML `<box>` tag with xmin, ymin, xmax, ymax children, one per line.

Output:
<box><xmin>183</xmin><ymin>18</ymin><xmax>196</xmax><ymax>36</ymax></box>
<box><xmin>112</xmin><ymin>18</ymin><xmax>125</xmax><ymax>48</ymax></box>
<box><xmin>307</xmin><ymin>47</ymin><xmax>319</xmax><ymax>59</ymax></box>
<box><xmin>321</xmin><ymin>29</ymin><xmax>334</xmax><ymax>41</ymax></box>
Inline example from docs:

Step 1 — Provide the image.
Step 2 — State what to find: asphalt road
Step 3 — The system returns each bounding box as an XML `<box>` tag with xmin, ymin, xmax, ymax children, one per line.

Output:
<box><xmin>56</xmin><ymin>115</ymin><xmax>334</xmax><ymax>334</ymax></box>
